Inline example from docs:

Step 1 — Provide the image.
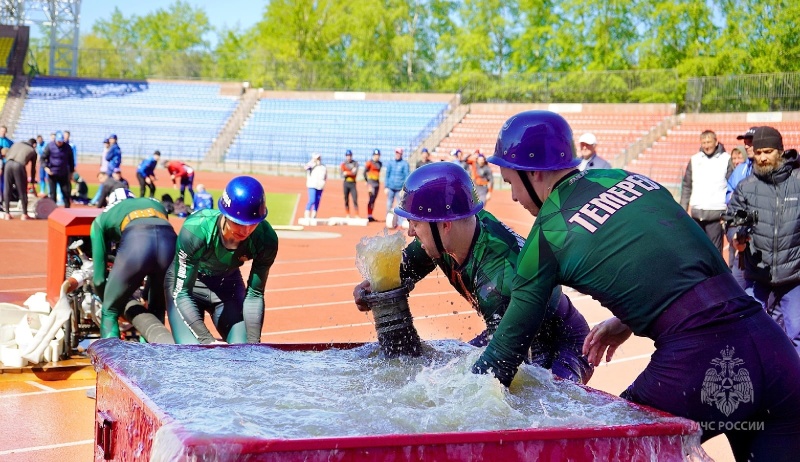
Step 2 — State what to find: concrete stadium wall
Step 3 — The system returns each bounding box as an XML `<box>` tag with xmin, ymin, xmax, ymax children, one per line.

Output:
<box><xmin>683</xmin><ymin>112</ymin><xmax>800</xmax><ymax>123</ymax></box>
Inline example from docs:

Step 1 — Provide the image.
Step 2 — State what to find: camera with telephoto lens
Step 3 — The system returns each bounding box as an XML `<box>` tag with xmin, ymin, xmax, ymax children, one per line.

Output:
<box><xmin>727</xmin><ymin>210</ymin><xmax>758</xmax><ymax>269</ymax></box>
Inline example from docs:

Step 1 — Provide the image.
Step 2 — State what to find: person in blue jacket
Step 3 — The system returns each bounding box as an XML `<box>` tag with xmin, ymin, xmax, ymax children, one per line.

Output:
<box><xmin>136</xmin><ymin>150</ymin><xmax>160</xmax><ymax>198</ymax></box>
<box><xmin>105</xmin><ymin>134</ymin><xmax>121</xmax><ymax>175</ymax></box>
<box><xmin>383</xmin><ymin>147</ymin><xmax>409</xmax><ymax>225</ymax></box>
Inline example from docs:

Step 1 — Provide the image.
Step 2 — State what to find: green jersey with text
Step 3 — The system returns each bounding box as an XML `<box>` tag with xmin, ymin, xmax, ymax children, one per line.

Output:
<box><xmin>475</xmin><ymin>169</ymin><xmax>729</xmax><ymax>382</ymax></box>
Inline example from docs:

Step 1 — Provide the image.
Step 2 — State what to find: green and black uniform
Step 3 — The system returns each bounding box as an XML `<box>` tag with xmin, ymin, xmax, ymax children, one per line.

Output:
<box><xmin>166</xmin><ymin>209</ymin><xmax>279</xmax><ymax>344</ymax></box>
<box><xmin>474</xmin><ymin>169</ymin><xmax>800</xmax><ymax>458</ymax></box>
<box><xmin>91</xmin><ymin>197</ymin><xmax>176</xmax><ymax>342</ymax></box>
<box><xmin>401</xmin><ymin>209</ymin><xmax>592</xmax><ymax>383</ymax></box>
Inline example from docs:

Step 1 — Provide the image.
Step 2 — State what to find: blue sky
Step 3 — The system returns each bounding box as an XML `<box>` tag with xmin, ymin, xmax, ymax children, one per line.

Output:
<box><xmin>78</xmin><ymin>0</ymin><xmax>266</xmax><ymax>39</ymax></box>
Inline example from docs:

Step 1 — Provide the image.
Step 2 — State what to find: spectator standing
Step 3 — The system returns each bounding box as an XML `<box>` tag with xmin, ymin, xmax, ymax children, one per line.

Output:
<box><xmin>364</xmin><ymin>149</ymin><xmax>382</xmax><ymax>222</ymax></box>
<box><xmin>0</xmin><ymin>125</ymin><xmax>12</xmax><ymax>205</ymax></box>
<box><xmin>166</xmin><ymin>176</ymin><xmax>278</xmax><ymax>344</ymax></box>
<box><xmin>383</xmin><ymin>147</ymin><xmax>410</xmax><ymax>224</ymax></box>
<box><xmin>304</xmin><ymin>153</ymin><xmax>327</xmax><ymax>220</ymax></box>
<box><xmin>136</xmin><ymin>150</ymin><xmax>160</xmax><ymax>198</ymax></box>
<box><xmin>471</xmin><ymin>154</ymin><xmax>493</xmax><ymax>204</ymax></box>
<box><xmin>577</xmin><ymin>133</ymin><xmax>612</xmax><ymax>171</ymax></box>
<box><xmin>2</xmin><ymin>138</ymin><xmax>37</xmax><ymax>220</ymax></box>
<box><xmin>41</xmin><ymin>131</ymin><xmax>74</xmax><ymax>208</ymax></box>
<box><xmin>726</xmin><ymin>126</ymin><xmax>758</xmax><ymax>203</ymax></box>
<box><xmin>726</xmin><ymin>126</ymin><xmax>800</xmax><ymax>355</ymax></box>
<box><xmin>415</xmin><ymin>148</ymin><xmax>433</xmax><ymax>168</ymax></box>
<box><xmin>679</xmin><ymin>130</ymin><xmax>732</xmax><ymax>253</ymax></box>
<box><xmin>105</xmin><ymin>134</ymin><xmax>121</xmax><ymax>176</ymax></box>
<box><xmin>478</xmin><ymin>110</ymin><xmax>800</xmax><ymax>460</ymax></box>
<box><xmin>35</xmin><ymin>135</ymin><xmax>47</xmax><ymax>196</ymax></box>
<box><xmin>340</xmin><ymin>149</ymin><xmax>359</xmax><ymax>218</ymax></box>
<box><xmin>354</xmin><ymin>162</ymin><xmax>593</xmax><ymax>383</ymax></box>
<box><xmin>192</xmin><ymin>184</ymin><xmax>213</xmax><ymax>211</ymax></box>
<box><xmin>163</xmin><ymin>159</ymin><xmax>195</xmax><ymax>203</ymax></box>
<box><xmin>725</xmin><ymin>127</ymin><xmax>758</xmax><ymax>289</ymax></box>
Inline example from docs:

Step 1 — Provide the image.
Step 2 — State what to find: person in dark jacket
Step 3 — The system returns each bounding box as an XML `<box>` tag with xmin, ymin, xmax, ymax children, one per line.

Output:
<box><xmin>2</xmin><ymin>138</ymin><xmax>37</xmax><ymax>219</ymax></box>
<box><xmin>726</xmin><ymin>126</ymin><xmax>800</xmax><ymax>355</ymax></box>
<box><xmin>41</xmin><ymin>131</ymin><xmax>74</xmax><ymax>208</ymax></box>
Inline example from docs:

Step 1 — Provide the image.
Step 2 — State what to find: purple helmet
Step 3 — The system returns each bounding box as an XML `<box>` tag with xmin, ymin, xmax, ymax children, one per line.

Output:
<box><xmin>394</xmin><ymin>163</ymin><xmax>483</xmax><ymax>222</ymax></box>
<box><xmin>488</xmin><ymin>110</ymin><xmax>580</xmax><ymax>171</ymax></box>
<box><xmin>218</xmin><ymin>176</ymin><xmax>268</xmax><ymax>225</ymax></box>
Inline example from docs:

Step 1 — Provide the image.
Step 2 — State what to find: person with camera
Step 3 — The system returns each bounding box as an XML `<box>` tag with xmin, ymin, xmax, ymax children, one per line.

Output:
<box><xmin>726</xmin><ymin>126</ymin><xmax>800</xmax><ymax>355</ymax></box>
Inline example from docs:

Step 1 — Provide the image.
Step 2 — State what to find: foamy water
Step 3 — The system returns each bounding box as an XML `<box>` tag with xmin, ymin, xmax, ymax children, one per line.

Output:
<box><xmin>92</xmin><ymin>340</ymin><xmax>661</xmax><ymax>439</ymax></box>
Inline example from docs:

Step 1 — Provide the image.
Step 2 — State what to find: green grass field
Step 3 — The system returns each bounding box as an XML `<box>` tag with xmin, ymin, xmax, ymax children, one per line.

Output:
<box><xmin>82</xmin><ymin>185</ymin><xmax>298</xmax><ymax>226</ymax></box>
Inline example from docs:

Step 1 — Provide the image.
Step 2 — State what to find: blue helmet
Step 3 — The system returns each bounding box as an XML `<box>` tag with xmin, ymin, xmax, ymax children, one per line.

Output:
<box><xmin>488</xmin><ymin>110</ymin><xmax>580</xmax><ymax>171</ymax></box>
<box><xmin>394</xmin><ymin>163</ymin><xmax>483</xmax><ymax>222</ymax></box>
<box><xmin>345</xmin><ymin>149</ymin><xmax>353</xmax><ymax>156</ymax></box>
<box><xmin>218</xmin><ymin>176</ymin><xmax>267</xmax><ymax>225</ymax></box>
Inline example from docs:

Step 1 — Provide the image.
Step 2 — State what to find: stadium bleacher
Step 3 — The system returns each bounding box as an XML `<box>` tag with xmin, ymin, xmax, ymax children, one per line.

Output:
<box><xmin>435</xmin><ymin>105</ymin><xmax>674</xmax><ymax>178</ymax></box>
<box><xmin>14</xmin><ymin>78</ymin><xmax>238</xmax><ymax>163</ymax></box>
<box><xmin>226</xmin><ymin>98</ymin><xmax>449</xmax><ymax>166</ymax></box>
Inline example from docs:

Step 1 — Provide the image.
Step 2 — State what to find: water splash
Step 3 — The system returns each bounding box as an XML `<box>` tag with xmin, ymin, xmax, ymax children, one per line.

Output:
<box><xmin>355</xmin><ymin>230</ymin><xmax>406</xmax><ymax>292</ymax></box>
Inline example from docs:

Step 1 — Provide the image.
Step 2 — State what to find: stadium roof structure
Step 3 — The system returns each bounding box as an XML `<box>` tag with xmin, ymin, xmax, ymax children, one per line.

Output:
<box><xmin>0</xmin><ymin>0</ymin><xmax>80</xmax><ymax>76</ymax></box>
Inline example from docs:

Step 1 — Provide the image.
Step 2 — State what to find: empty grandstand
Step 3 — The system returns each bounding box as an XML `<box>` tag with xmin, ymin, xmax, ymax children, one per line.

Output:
<box><xmin>434</xmin><ymin>103</ymin><xmax>676</xmax><ymax>179</ymax></box>
<box><xmin>225</xmin><ymin>94</ymin><xmax>453</xmax><ymax>168</ymax></box>
<box><xmin>13</xmin><ymin>78</ymin><xmax>239</xmax><ymax>162</ymax></box>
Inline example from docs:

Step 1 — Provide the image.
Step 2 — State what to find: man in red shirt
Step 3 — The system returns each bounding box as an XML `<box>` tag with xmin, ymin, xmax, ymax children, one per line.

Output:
<box><xmin>163</xmin><ymin>159</ymin><xmax>195</xmax><ymax>202</ymax></box>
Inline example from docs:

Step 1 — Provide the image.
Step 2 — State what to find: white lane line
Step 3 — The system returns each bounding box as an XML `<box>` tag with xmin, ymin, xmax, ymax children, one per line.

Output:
<box><xmin>0</xmin><ymin>287</ymin><xmax>45</xmax><ymax>293</ymax></box>
<box><xmin>24</xmin><ymin>381</ymin><xmax>55</xmax><ymax>392</ymax></box>
<box><xmin>0</xmin><ymin>440</ymin><xmax>94</xmax><ymax>455</ymax></box>
<box><xmin>274</xmin><ymin>256</ymin><xmax>356</xmax><ymax>265</ymax></box>
<box><xmin>0</xmin><ymin>274</ymin><xmax>46</xmax><ymax>280</ymax></box>
<box><xmin>0</xmin><ymin>386</ymin><xmax>93</xmax><ymax>399</ymax></box>
<box><xmin>271</xmin><ymin>268</ymin><xmax>358</xmax><ymax>278</ymax></box>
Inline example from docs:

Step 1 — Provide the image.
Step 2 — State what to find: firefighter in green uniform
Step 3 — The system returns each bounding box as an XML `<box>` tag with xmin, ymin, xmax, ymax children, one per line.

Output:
<box><xmin>166</xmin><ymin>176</ymin><xmax>278</xmax><ymax>344</ymax></box>
<box><xmin>354</xmin><ymin>162</ymin><xmax>593</xmax><ymax>383</ymax></box>
<box><xmin>90</xmin><ymin>188</ymin><xmax>177</xmax><ymax>343</ymax></box>
<box><xmin>474</xmin><ymin>110</ymin><xmax>800</xmax><ymax>461</ymax></box>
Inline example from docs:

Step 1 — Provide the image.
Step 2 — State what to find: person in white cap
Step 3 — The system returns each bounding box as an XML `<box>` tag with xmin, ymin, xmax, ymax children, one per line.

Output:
<box><xmin>577</xmin><ymin>133</ymin><xmax>611</xmax><ymax>171</ymax></box>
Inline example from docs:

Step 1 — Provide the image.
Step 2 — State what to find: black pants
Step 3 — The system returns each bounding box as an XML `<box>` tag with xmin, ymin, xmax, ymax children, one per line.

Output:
<box><xmin>694</xmin><ymin>217</ymin><xmax>724</xmax><ymax>253</ymax></box>
<box><xmin>343</xmin><ymin>181</ymin><xmax>358</xmax><ymax>212</ymax></box>
<box><xmin>367</xmin><ymin>181</ymin><xmax>379</xmax><ymax>216</ymax></box>
<box><xmin>3</xmin><ymin>160</ymin><xmax>29</xmax><ymax>215</ymax></box>
<box><xmin>100</xmin><ymin>223</ymin><xmax>177</xmax><ymax>341</ymax></box>
<box><xmin>48</xmin><ymin>173</ymin><xmax>71</xmax><ymax>208</ymax></box>
<box><xmin>137</xmin><ymin>172</ymin><xmax>155</xmax><ymax>198</ymax></box>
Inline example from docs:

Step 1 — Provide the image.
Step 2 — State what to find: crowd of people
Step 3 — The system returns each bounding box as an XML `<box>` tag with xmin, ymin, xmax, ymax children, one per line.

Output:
<box><xmin>0</xmin><ymin>129</ymin><xmax>205</xmax><ymax>219</ymax></box>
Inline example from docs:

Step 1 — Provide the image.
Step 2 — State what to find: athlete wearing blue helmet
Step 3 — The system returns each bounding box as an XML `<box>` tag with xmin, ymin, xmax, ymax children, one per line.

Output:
<box><xmin>218</xmin><ymin>176</ymin><xmax>268</xmax><ymax>225</ymax></box>
<box><xmin>166</xmin><ymin>175</ymin><xmax>278</xmax><ymax>345</ymax></box>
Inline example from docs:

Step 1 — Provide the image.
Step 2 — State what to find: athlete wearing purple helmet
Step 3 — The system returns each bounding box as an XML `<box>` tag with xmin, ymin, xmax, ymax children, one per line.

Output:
<box><xmin>355</xmin><ymin>162</ymin><xmax>593</xmax><ymax>383</ymax></box>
